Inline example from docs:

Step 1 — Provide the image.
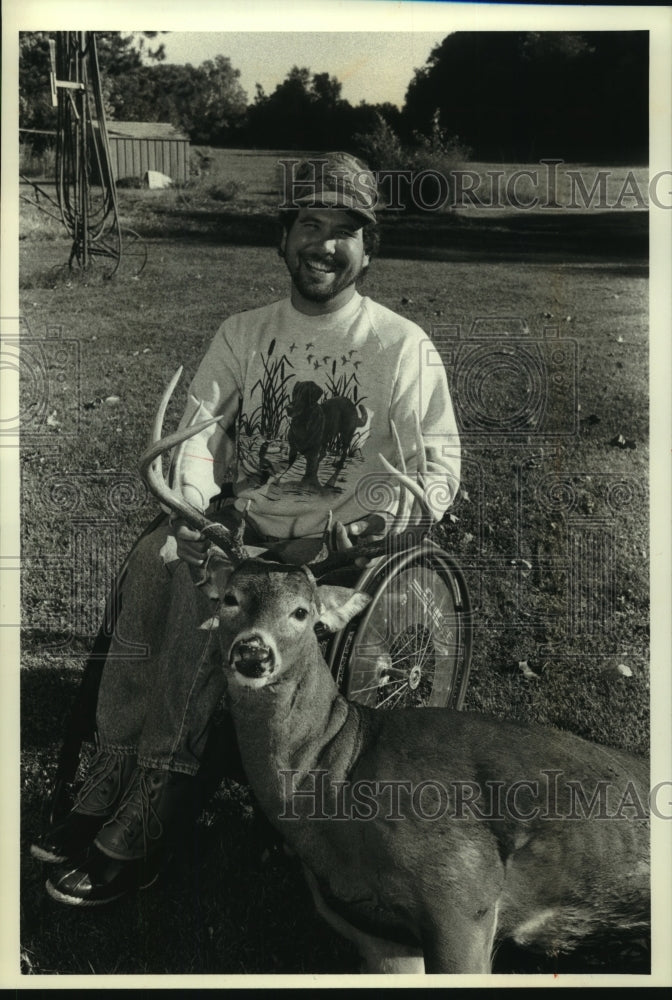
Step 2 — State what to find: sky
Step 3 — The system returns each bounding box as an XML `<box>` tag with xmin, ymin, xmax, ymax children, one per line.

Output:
<box><xmin>142</xmin><ymin>31</ymin><xmax>450</xmax><ymax>109</ymax></box>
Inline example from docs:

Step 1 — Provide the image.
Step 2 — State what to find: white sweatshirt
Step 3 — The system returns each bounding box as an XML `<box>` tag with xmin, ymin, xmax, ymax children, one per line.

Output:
<box><xmin>174</xmin><ymin>292</ymin><xmax>461</xmax><ymax>540</ymax></box>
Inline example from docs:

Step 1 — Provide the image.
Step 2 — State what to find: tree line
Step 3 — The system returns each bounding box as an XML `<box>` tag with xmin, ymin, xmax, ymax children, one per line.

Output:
<box><xmin>19</xmin><ymin>30</ymin><xmax>647</xmax><ymax>164</ymax></box>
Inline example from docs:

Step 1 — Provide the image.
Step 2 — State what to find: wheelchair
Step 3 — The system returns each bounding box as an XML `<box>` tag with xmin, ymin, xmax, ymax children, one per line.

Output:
<box><xmin>47</xmin><ymin>513</ymin><xmax>473</xmax><ymax>826</ymax></box>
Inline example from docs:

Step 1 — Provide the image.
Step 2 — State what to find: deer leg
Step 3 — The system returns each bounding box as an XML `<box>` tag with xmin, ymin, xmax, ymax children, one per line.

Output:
<box><xmin>303</xmin><ymin>866</ymin><xmax>424</xmax><ymax>974</ymax></box>
<box><xmin>356</xmin><ymin>935</ymin><xmax>425</xmax><ymax>976</ymax></box>
<box><xmin>421</xmin><ymin>903</ymin><xmax>498</xmax><ymax>974</ymax></box>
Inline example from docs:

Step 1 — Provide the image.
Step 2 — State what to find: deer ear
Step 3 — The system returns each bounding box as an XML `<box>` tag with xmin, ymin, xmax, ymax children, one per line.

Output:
<box><xmin>201</xmin><ymin>553</ymin><xmax>236</xmax><ymax>601</ymax></box>
<box><xmin>316</xmin><ymin>586</ymin><xmax>371</xmax><ymax>632</ymax></box>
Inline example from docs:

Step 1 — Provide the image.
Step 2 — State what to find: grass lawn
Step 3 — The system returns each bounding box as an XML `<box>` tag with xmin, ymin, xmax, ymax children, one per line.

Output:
<box><xmin>17</xmin><ymin>151</ymin><xmax>650</xmax><ymax>976</ymax></box>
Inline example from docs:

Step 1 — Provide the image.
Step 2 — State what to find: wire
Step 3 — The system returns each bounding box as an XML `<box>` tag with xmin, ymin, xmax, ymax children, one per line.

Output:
<box><xmin>54</xmin><ymin>31</ymin><xmax>125</xmax><ymax>274</ymax></box>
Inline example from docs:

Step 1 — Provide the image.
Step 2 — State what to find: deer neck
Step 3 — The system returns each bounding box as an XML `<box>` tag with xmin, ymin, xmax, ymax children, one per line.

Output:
<box><xmin>226</xmin><ymin>635</ymin><xmax>365</xmax><ymax>817</ymax></box>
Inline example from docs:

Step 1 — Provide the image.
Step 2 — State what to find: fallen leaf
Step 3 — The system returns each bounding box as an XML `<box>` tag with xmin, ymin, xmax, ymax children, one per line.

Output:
<box><xmin>610</xmin><ymin>434</ymin><xmax>636</xmax><ymax>450</ymax></box>
<box><xmin>517</xmin><ymin>661</ymin><xmax>539</xmax><ymax>679</ymax></box>
<box><xmin>616</xmin><ymin>664</ymin><xmax>633</xmax><ymax>677</ymax></box>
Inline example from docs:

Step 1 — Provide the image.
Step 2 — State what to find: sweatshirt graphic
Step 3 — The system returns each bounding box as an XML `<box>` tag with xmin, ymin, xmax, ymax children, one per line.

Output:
<box><xmin>176</xmin><ymin>293</ymin><xmax>461</xmax><ymax>540</ymax></box>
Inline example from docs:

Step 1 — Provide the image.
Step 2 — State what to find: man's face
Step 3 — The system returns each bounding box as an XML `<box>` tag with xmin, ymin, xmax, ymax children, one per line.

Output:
<box><xmin>281</xmin><ymin>208</ymin><xmax>370</xmax><ymax>314</ymax></box>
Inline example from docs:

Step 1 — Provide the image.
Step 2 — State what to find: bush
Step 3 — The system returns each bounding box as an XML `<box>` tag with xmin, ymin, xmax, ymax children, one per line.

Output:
<box><xmin>189</xmin><ymin>147</ymin><xmax>214</xmax><ymax>177</ymax></box>
<box><xmin>354</xmin><ymin>110</ymin><xmax>472</xmax><ymax>214</ymax></box>
<box><xmin>353</xmin><ymin>113</ymin><xmax>408</xmax><ymax>173</ymax></box>
<box><xmin>116</xmin><ymin>176</ymin><xmax>143</xmax><ymax>189</ymax></box>
<box><xmin>19</xmin><ymin>142</ymin><xmax>56</xmax><ymax>179</ymax></box>
<box><xmin>207</xmin><ymin>179</ymin><xmax>246</xmax><ymax>202</ymax></box>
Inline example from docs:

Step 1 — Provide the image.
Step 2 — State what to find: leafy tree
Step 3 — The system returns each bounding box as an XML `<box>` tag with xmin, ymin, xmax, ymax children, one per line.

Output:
<box><xmin>106</xmin><ymin>57</ymin><xmax>247</xmax><ymax>144</ymax></box>
<box><xmin>19</xmin><ymin>32</ymin><xmax>55</xmax><ymax>150</ymax></box>
<box><xmin>245</xmin><ymin>66</ymin><xmax>359</xmax><ymax>149</ymax></box>
<box><xmin>402</xmin><ymin>31</ymin><xmax>647</xmax><ymax>163</ymax></box>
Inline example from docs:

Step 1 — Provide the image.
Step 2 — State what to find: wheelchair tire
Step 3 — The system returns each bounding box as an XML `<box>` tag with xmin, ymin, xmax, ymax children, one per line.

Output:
<box><xmin>326</xmin><ymin>541</ymin><xmax>472</xmax><ymax>711</ymax></box>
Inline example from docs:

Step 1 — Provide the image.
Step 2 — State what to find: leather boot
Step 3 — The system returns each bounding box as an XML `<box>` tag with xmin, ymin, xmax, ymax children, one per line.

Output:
<box><xmin>31</xmin><ymin>750</ymin><xmax>137</xmax><ymax>864</ymax></box>
<box><xmin>94</xmin><ymin>767</ymin><xmax>198</xmax><ymax>862</ymax></box>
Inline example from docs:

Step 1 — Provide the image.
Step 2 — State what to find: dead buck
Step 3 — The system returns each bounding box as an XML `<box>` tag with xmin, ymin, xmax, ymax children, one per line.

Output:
<box><xmin>139</xmin><ymin>371</ymin><xmax>650</xmax><ymax>975</ymax></box>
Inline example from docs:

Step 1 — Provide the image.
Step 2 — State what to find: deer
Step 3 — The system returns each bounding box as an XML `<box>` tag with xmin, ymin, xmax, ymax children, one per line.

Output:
<box><xmin>138</xmin><ymin>370</ymin><xmax>651</xmax><ymax>975</ymax></box>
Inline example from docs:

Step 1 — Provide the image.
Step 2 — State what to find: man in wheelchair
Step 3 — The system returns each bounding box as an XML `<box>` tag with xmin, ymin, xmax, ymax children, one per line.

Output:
<box><xmin>32</xmin><ymin>152</ymin><xmax>462</xmax><ymax>906</ymax></box>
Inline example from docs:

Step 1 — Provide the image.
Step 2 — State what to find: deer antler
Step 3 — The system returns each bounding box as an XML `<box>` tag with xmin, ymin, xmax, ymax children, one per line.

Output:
<box><xmin>139</xmin><ymin>367</ymin><xmax>247</xmax><ymax>564</ymax></box>
<box><xmin>310</xmin><ymin>414</ymin><xmax>439</xmax><ymax>578</ymax></box>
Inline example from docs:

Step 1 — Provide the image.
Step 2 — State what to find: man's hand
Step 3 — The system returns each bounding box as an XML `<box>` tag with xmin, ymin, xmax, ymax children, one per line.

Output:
<box><xmin>173</xmin><ymin>520</ymin><xmax>209</xmax><ymax>566</ymax></box>
<box><xmin>331</xmin><ymin>512</ymin><xmax>392</xmax><ymax>552</ymax></box>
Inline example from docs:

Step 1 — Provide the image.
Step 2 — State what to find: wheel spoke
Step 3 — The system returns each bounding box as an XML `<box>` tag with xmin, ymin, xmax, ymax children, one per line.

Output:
<box><xmin>344</xmin><ymin>554</ymin><xmax>470</xmax><ymax>711</ymax></box>
<box><xmin>348</xmin><ymin>678</ymin><xmax>403</xmax><ymax>697</ymax></box>
<box><xmin>376</xmin><ymin>683</ymin><xmax>409</xmax><ymax>708</ymax></box>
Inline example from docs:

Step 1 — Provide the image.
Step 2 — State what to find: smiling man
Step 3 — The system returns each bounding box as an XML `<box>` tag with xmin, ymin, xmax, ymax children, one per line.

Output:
<box><xmin>36</xmin><ymin>153</ymin><xmax>462</xmax><ymax>906</ymax></box>
<box><xmin>282</xmin><ymin>207</ymin><xmax>371</xmax><ymax>311</ymax></box>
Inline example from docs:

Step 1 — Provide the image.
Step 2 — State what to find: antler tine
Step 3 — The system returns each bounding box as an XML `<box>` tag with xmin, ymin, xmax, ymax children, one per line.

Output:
<box><xmin>409</xmin><ymin>410</ymin><xmax>430</xmax><ymax>527</ymax></box>
<box><xmin>389</xmin><ymin>418</ymin><xmax>411</xmax><ymax>534</ymax></box>
<box><xmin>310</xmin><ymin>420</ymin><xmax>436</xmax><ymax>577</ymax></box>
<box><xmin>414</xmin><ymin>411</ymin><xmax>428</xmax><ymax>484</ymax></box>
<box><xmin>171</xmin><ymin>398</ymin><xmax>209</xmax><ymax>495</ymax></box>
<box><xmin>139</xmin><ymin>369</ymin><xmax>247</xmax><ymax>563</ymax></box>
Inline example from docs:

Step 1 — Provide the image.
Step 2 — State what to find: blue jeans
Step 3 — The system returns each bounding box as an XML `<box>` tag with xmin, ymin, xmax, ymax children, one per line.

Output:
<box><xmin>96</xmin><ymin>511</ymin><xmax>325</xmax><ymax>776</ymax></box>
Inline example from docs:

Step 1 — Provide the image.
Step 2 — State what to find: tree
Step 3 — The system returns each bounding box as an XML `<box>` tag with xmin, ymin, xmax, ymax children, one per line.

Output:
<box><xmin>402</xmin><ymin>31</ymin><xmax>648</xmax><ymax>164</ymax></box>
<box><xmin>19</xmin><ymin>32</ymin><xmax>55</xmax><ymax>150</ymax></box>
<box><xmin>105</xmin><ymin>57</ymin><xmax>247</xmax><ymax>144</ymax></box>
<box><xmin>195</xmin><ymin>55</ymin><xmax>249</xmax><ymax>143</ymax></box>
<box><xmin>245</xmin><ymin>66</ymin><xmax>357</xmax><ymax>149</ymax></box>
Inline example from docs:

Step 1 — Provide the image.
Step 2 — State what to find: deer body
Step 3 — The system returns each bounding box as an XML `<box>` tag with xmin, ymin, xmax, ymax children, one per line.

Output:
<box><xmin>217</xmin><ymin>561</ymin><xmax>650</xmax><ymax>975</ymax></box>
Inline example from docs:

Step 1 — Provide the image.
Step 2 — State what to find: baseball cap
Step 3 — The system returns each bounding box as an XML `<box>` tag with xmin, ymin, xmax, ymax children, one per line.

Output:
<box><xmin>280</xmin><ymin>152</ymin><xmax>377</xmax><ymax>224</ymax></box>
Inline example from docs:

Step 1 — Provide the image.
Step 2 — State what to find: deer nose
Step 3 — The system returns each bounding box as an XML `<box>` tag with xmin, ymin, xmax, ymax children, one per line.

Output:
<box><xmin>230</xmin><ymin>635</ymin><xmax>275</xmax><ymax>678</ymax></box>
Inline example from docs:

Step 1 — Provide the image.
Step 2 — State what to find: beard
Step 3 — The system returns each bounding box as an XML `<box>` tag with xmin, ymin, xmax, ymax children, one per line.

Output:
<box><xmin>284</xmin><ymin>250</ymin><xmax>367</xmax><ymax>304</ymax></box>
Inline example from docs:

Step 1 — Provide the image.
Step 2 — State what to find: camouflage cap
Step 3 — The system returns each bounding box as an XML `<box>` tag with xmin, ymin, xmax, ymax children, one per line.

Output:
<box><xmin>281</xmin><ymin>151</ymin><xmax>377</xmax><ymax>224</ymax></box>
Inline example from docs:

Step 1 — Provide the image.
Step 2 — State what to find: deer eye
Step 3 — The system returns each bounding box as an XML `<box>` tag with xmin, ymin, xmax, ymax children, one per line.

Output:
<box><xmin>223</xmin><ymin>593</ymin><xmax>238</xmax><ymax>607</ymax></box>
<box><xmin>292</xmin><ymin>607</ymin><xmax>309</xmax><ymax>621</ymax></box>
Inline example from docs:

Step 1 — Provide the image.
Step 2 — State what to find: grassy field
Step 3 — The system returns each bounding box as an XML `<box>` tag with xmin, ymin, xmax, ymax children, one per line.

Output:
<box><xmin>18</xmin><ymin>150</ymin><xmax>650</xmax><ymax>976</ymax></box>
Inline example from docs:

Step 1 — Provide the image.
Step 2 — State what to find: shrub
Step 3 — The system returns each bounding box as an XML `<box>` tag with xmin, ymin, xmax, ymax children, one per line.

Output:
<box><xmin>116</xmin><ymin>176</ymin><xmax>143</xmax><ymax>189</ymax></box>
<box><xmin>207</xmin><ymin>179</ymin><xmax>246</xmax><ymax>202</ymax></box>
<box><xmin>353</xmin><ymin>113</ymin><xmax>407</xmax><ymax>173</ymax></box>
<box><xmin>354</xmin><ymin>110</ymin><xmax>472</xmax><ymax>214</ymax></box>
<box><xmin>19</xmin><ymin>143</ymin><xmax>56</xmax><ymax>179</ymax></box>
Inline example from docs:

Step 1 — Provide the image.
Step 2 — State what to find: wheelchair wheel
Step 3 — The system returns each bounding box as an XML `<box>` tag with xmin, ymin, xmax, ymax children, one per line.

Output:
<box><xmin>327</xmin><ymin>541</ymin><xmax>472</xmax><ymax>710</ymax></box>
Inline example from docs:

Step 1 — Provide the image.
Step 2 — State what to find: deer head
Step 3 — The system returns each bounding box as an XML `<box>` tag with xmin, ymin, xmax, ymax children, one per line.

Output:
<box><xmin>200</xmin><ymin>559</ymin><xmax>370</xmax><ymax>691</ymax></box>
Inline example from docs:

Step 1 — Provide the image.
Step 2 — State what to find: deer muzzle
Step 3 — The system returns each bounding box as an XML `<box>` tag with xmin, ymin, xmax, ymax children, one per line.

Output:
<box><xmin>229</xmin><ymin>634</ymin><xmax>277</xmax><ymax>680</ymax></box>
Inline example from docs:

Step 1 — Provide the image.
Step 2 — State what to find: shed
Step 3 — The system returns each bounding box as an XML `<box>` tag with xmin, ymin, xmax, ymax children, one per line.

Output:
<box><xmin>104</xmin><ymin>122</ymin><xmax>190</xmax><ymax>185</ymax></box>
